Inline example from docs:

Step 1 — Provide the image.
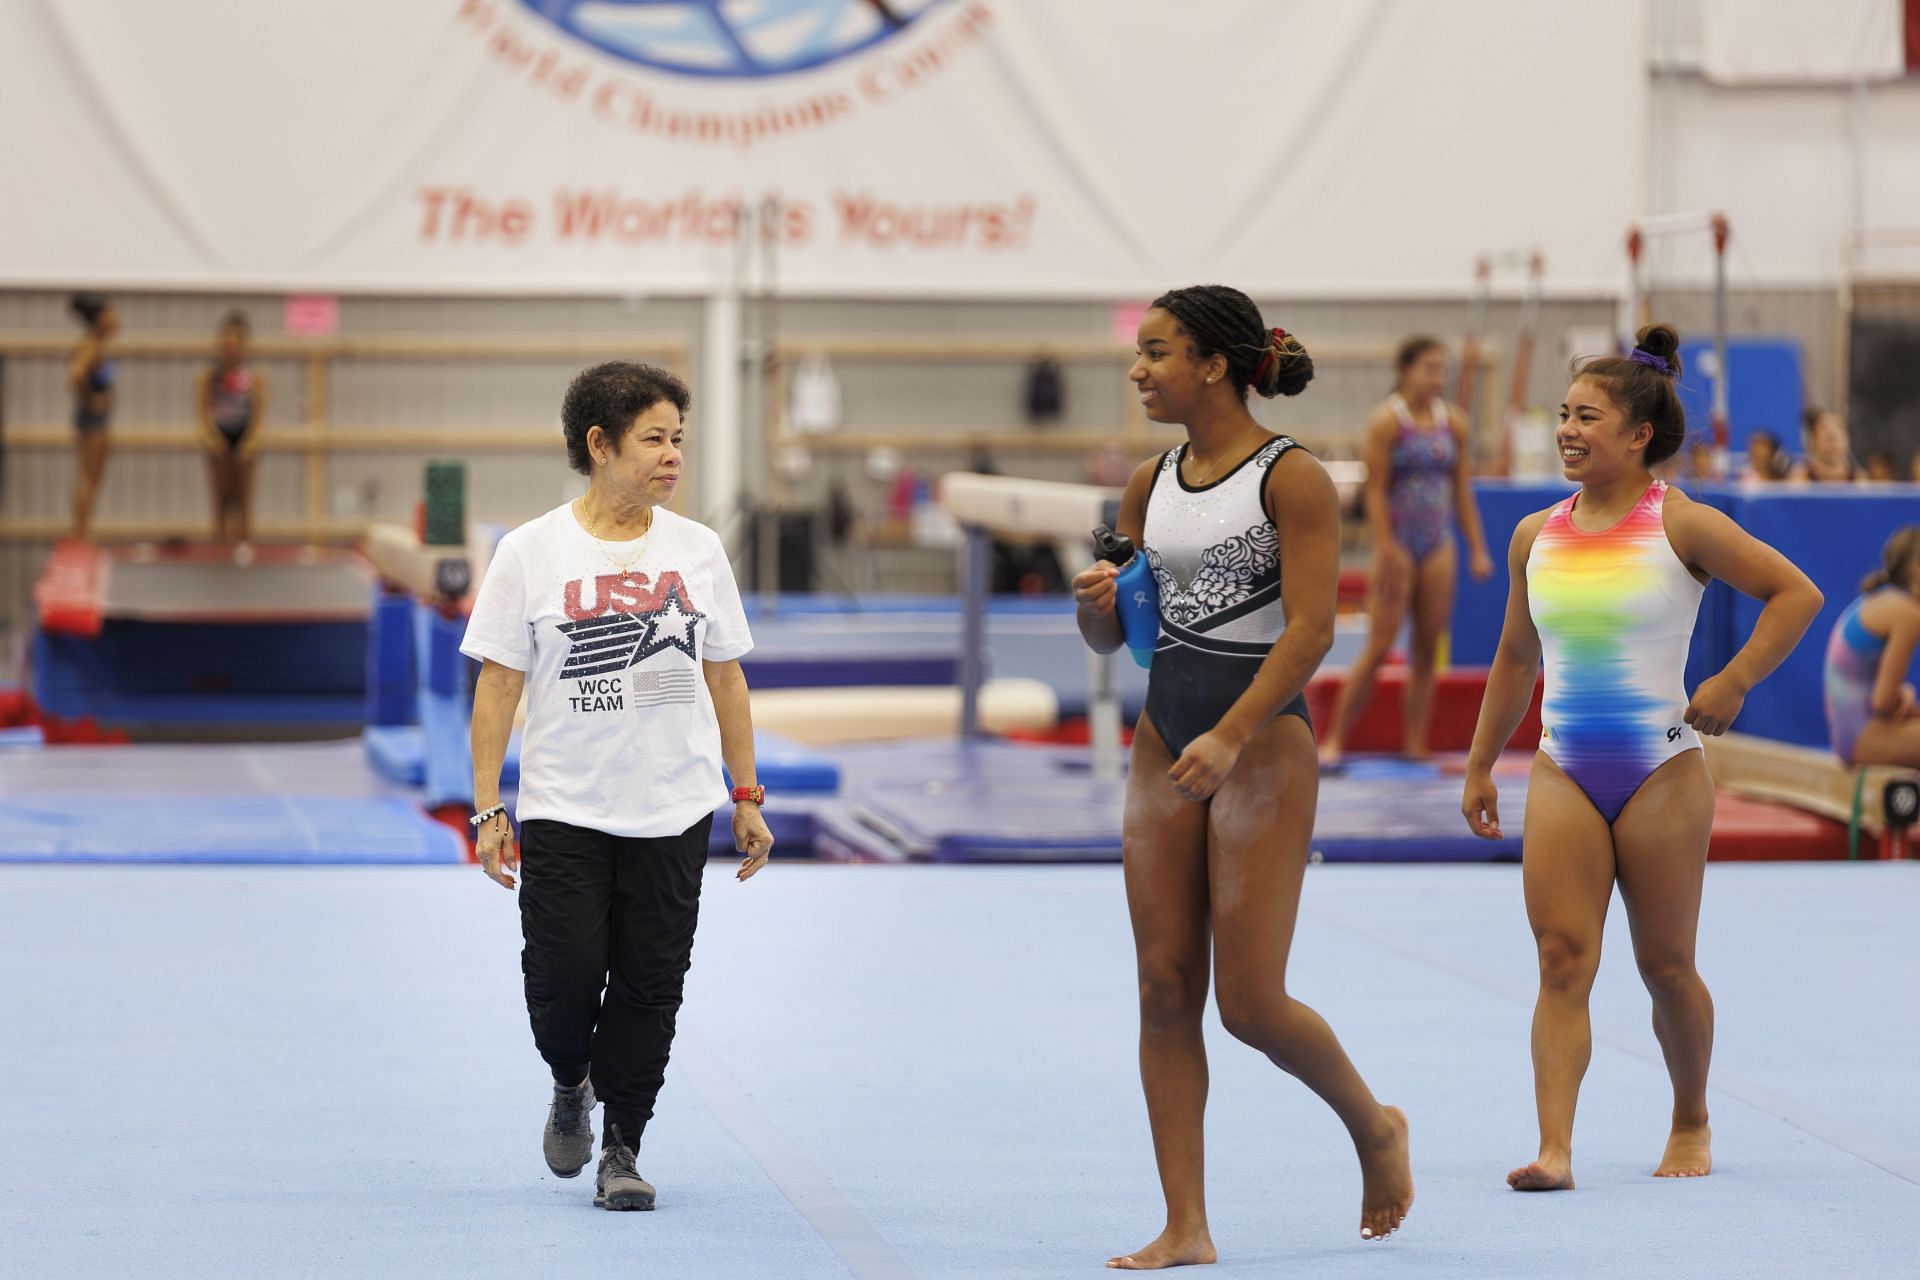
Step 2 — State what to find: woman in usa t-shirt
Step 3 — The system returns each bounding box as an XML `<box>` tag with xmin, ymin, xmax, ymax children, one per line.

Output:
<box><xmin>461</xmin><ymin>361</ymin><xmax>772</xmax><ymax>1212</ymax></box>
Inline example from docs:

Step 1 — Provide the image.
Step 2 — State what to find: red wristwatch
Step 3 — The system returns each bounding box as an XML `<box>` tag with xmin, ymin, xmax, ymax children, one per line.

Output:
<box><xmin>731</xmin><ymin>785</ymin><xmax>765</xmax><ymax>805</ymax></box>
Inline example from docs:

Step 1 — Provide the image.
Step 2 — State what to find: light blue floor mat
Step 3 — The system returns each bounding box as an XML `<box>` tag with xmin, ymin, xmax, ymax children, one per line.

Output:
<box><xmin>0</xmin><ymin>862</ymin><xmax>1912</xmax><ymax>1278</ymax></box>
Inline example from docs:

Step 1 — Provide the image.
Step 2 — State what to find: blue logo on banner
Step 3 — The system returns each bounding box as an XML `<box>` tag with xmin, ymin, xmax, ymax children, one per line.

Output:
<box><xmin>517</xmin><ymin>0</ymin><xmax>948</xmax><ymax>79</ymax></box>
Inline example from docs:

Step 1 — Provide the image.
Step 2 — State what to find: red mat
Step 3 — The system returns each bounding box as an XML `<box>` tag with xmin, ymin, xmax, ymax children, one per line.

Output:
<box><xmin>1306</xmin><ymin>665</ymin><xmax>1543</xmax><ymax>754</ymax></box>
<box><xmin>1708</xmin><ymin>791</ymin><xmax>1849</xmax><ymax>861</ymax></box>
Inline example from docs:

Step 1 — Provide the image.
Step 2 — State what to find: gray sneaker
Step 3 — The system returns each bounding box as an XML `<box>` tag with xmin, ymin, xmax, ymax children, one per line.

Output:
<box><xmin>593</xmin><ymin>1125</ymin><xmax>656</xmax><ymax>1211</ymax></box>
<box><xmin>543</xmin><ymin>1080</ymin><xmax>596</xmax><ymax>1178</ymax></box>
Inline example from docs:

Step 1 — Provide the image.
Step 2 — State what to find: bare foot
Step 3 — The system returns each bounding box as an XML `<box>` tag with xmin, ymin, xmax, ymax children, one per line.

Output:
<box><xmin>1357</xmin><ymin>1105</ymin><xmax>1414</xmax><ymax>1241</ymax></box>
<box><xmin>1317</xmin><ymin>743</ymin><xmax>1345</xmax><ymax>772</ymax></box>
<box><xmin>1507</xmin><ymin>1149</ymin><xmax>1575</xmax><ymax>1191</ymax></box>
<box><xmin>1107</xmin><ymin>1225</ymin><xmax>1217</xmax><ymax>1270</ymax></box>
<box><xmin>1654</xmin><ymin>1124</ymin><xmax>1712</xmax><ymax>1178</ymax></box>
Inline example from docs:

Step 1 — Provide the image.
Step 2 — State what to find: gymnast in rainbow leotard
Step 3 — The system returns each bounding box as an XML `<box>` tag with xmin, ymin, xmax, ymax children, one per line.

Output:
<box><xmin>1460</xmin><ymin>324</ymin><xmax>1823</xmax><ymax>1195</ymax></box>
<box><xmin>1528</xmin><ymin>477</ymin><xmax>1704</xmax><ymax>821</ymax></box>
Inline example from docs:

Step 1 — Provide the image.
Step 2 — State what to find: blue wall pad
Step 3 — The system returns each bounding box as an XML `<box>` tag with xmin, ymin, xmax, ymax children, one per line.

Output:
<box><xmin>1676</xmin><ymin>336</ymin><xmax>1804</xmax><ymax>455</ymax></box>
<box><xmin>0</xmin><ymin>794</ymin><xmax>466</xmax><ymax>864</ymax></box>
<box><xmin>1453</xmin><ymin>482</ymin><xmax>1915</xmax><ymax>746</ymax></box>
<box><xmin>1725</xmin><ymin>488</ymin><xmax>1920</xmax><ymax>744</ymax></box>
<box><xmin>33</xmin><ymin>622</ymin><xmax>366</xmax><ymax>723</ymax></box>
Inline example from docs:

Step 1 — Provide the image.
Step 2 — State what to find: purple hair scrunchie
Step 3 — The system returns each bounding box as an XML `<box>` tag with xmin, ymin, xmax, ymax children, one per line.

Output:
<box><xmin>1628</xmin><ymin>347</ymin><xmax>1674</xmax><ymax>374</ymax></box>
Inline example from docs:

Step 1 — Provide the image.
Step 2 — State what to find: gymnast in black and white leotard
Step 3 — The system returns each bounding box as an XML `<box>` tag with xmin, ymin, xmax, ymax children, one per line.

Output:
<box><xmin>1072</xmin><ymin>285</ymin><xmax>1413</xmax><ymax>1269</ymax></box>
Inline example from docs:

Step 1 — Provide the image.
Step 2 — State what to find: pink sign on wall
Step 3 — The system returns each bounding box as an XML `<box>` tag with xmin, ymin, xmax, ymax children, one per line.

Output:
<box><xmin>284</xmin><ymin>294</ymin><xmax>340</xmax><ymax>336</ymax></box>
<box><xmin>1109</xmin><ymin>300</ymin><xmax>1151</xmax><ymax>345</ymax></box>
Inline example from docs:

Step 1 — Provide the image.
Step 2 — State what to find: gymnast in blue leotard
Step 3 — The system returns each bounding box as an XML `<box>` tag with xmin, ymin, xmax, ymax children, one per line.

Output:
<box><xmin>1461</xmin><ymin>323</ymin><xmax>1822</xmax><ymax>1194</ymax></box>
<box><xmin>1321</xmin><ymin>337</ymin><xmax>1493</xmax><ymax>765</ymax></box>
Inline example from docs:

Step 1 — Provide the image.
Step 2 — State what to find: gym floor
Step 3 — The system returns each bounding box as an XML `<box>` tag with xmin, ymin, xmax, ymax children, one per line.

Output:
<box><xmin>3</xmin><ymin>860</ymin><xmax>1912</xmax><ymax>1279</ymax></box>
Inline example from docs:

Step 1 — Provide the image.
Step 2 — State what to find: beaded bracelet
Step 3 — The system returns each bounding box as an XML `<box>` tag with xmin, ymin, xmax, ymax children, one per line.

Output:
<box><xmin>470</xmin><ymin>803</ymin><xmax>508</xmax><ymax>827</ymax></box>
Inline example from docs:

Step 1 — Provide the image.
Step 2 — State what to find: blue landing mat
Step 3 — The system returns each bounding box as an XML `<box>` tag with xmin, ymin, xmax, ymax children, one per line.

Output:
<box><xmin>0</xmin><ymin>794</ymin><xmax>466</xmax><ymax>864</ymax></box>
<box><xmin>814</xmin><ymin>744</ymin><xmax>1523</xmax><ymax>863</ymax></box>
<box><xmin>365</xmin><ymin>726</ymin><xmax>842</xmax><ymax>796</ymax></box>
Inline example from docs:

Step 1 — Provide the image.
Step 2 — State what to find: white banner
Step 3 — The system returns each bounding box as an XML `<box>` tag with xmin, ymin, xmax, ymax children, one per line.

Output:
<box><xmin>0</xmin><ymin>0</ymin><xmax>1646</xmax><ymax>297</ymax></box>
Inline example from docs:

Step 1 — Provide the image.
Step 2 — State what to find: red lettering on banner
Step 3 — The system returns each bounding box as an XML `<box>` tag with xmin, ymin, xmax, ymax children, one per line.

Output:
<box><xmin>417</xmin><ymin>187</ymin><xmax>533</xmax><ymax>244</ymax></box>
<box><xmin>836</xmin><ymin>191</ymin><xmax>1034</xmax><ymax>252</ymax></box>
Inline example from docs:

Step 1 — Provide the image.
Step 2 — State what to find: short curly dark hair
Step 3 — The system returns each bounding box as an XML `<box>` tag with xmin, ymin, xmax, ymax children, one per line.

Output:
<box><xmin>560</xmin><ymin>361</ymin><xmax>691</xmax><ymax>475</ymax></box>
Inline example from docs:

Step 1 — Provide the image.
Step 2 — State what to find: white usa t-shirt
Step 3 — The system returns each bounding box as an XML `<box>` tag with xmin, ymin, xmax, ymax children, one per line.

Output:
<box><xmin>460</xmin><ymin>502</ymin><xmax>753</xmax><ymax>839</ymax></box>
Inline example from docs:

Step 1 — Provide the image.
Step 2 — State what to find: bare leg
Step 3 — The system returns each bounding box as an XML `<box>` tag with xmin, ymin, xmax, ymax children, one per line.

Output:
<box><xmin>1210</xmin><ymin>715</ymin><xmax>1413</xmax><ymax>1241</ymax></box>
<box><xmin>1509</xmin><ymin>755</ymin><xmax>1615</xmax><ymax>1191</ymax></box>
<box><xmin>233</xmin><ymin>449</ymin><xmax>256</xmax><ymax>544</ymax></box>
<box><xmin>1612</xmin><ymin>750</ymin><xmax>1716</xmax><ymax>1178</ymax></box>
<box><xmin>1402</xmin><ymin>543</ymin><xmax>1456</xmax><ymax>759</ymax></box>
<box><xmin>73</xmin><ymin>431</ymin><xmax>110</xmax><ymax>541</ymax></box>
<box><xmin>1320</xmin><ymin>572</ymin><xmax>1408</xmax><ymax>765</ymax></box>
<box><xmin>1851</xmin><ymin>716</ymin><xmax>1920</xmax><ymax>769</ymax></box>
<box><xmin>1109</xmin><ymin>715</ymin><xmax>1219</xmax><ymax>1271</ymax></box>
<box><xmin>206</xmin><ymin>451</ymin><xmax>229</xmax><ymax>543</ymax></box>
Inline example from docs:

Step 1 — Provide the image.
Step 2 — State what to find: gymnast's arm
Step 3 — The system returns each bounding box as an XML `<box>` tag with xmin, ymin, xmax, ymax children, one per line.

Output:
<box><xmin>1462</xmin><ymin>512</ymin><xmax>1548</xmax><ymax>836</ymax></box>
<box><xmin>1665</xmin><ymin>494</ymin><xmax>1823</xmax><ymax>734</ymax></box>
<box><xmin>1869</xmin><ymin>597</ymin><xmax>1920</xmax><ymax>718</ymax></box>
<box><xmin>1208</xmin><ymin>449</ymin><xmax>1341</xmax><ymax>747</ymax></box>
<box><xmin>1073</xmin><ymin>455</ymin><xmax>1157</xmax><ymax>654</ymax></box>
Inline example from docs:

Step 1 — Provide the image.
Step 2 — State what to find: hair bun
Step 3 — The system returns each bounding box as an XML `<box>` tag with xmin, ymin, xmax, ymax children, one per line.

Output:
<box><xmin>1634</xmin><ymin>322</ymin><xmax>1683</xmax><ymax>377</ymax></box>
<box><xmin>1256</xmin><ymin>327</ymin><xmax>1315</xmax><ymax>399</ymax></box>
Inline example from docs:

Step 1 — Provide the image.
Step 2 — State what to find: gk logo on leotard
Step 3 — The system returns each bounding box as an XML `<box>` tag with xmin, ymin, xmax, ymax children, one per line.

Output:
<box><xmin>1667</xmin><ymin>726</ymin><xmax>1683</xmax><ymax>742</ymax></box>
<box><xmin>1132</xmin><ymin>591</ymin><xmax>1150</xmax><ymax>606</ymax></box>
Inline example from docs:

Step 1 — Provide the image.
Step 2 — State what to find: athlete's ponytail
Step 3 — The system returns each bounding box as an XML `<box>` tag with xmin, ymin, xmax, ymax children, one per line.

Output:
<box><xmin>1862</xmin><ymin>526</ymin><xmax>1920</xmax><ymax>593</ymax></box>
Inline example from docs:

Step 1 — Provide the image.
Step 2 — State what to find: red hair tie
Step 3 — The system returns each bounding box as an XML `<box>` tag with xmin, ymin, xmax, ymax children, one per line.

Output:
<box><xmin>1252</xmin><ymin>327</ymin><xmax>1289</xmax><ymax>384</ymax></box>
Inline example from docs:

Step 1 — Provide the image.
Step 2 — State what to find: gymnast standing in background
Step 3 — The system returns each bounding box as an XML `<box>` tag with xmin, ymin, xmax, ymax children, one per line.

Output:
<box><xmin>67</xmin><ymin>293</ymin><xmax>117</xmax><ymax>541</ymax></box>
<box><xmin>197</xmin><ymin>311</ymin><xmax>264</xmax><ymax>553</ymax></box>
<box><xmin>1320</xmin><ymin>337</ymin><xmax>1493</xmax><ymax>766</ymax></box>
<box><xmin>1074</xmin><ymin>285</ymin><xmax>1412</xmax><ymax>1268</ymax></box>
<box><xmin>1462</xmin><ymin>324</ymin><xmax>1821</xmax><ymax>1191</ymax></box>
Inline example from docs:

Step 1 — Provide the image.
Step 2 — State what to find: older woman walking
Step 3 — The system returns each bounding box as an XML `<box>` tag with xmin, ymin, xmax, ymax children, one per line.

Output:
<box><xmin>462</xmin><ymin>361</ymin><xmax>773</xmax><ymax>1211</ymax></box>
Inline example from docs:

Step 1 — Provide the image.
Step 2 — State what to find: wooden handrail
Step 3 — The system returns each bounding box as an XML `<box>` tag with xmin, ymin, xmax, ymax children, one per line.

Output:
<box><xmin>0</xmin><ymin>332</ymin><xmax>688</xmax><ymax>362</ymax></box>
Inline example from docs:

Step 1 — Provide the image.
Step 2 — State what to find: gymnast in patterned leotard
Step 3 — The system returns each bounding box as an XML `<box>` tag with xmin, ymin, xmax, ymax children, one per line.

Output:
<box><xmin>1461</xmin><ymin>323</ymin><xmax>1822</xmax><ymax>1194</ymax></box>
<box><xmin>1072</xmin><ymin>285</ymin><xmax>1413</xmax><ymax>1262</ymax></box>
<box><xmin>1321</xmin><ymin>337</ymin><xmax>1493</xmax><ymax>764</ymax></box>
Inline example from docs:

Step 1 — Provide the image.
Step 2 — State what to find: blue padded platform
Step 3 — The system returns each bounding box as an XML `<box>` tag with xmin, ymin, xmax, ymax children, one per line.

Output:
<box><xmin>366</xmin><ymin>725</ymin><xmax>841</xmax><ymax>796</ymax></box>
<box><xmin>33</xmin><ymin>625</ymin><xmax>366</xmax><ymax>724</ymax></box>
<box><xmin>739</xmin><ymin>653</ymin><xmax>960</xmax><ymax>689</ymax></box>
<box><xmin>812</xmin><ymin>743</ymin><xmax>1522</xmax><ymax>863</ymax></box>
<box><xmin>0</xmin><ymin>794</ymin><xmax>466</xmax><ymax>864</ymax></box>
<box><xmin>706</xmin><ymin>796</ymin><xmax>830</xmax><ymax>858</ymax></box>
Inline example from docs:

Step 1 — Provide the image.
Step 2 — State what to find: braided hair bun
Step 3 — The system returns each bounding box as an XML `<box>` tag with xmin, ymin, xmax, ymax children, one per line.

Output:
<box><xmin>1151</xmin><ymin>284</ymin><xmax>1314</xmax><ymax>400</ymax></box>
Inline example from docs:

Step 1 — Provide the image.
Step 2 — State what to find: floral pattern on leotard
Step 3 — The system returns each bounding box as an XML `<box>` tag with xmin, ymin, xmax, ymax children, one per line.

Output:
<box><xmin>1146</xmin><ymin>522</ymin><xmax>1280</xmax><ymax>626</ymax></box>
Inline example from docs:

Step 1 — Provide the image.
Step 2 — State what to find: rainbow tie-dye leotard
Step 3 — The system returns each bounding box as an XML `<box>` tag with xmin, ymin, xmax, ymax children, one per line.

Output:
<box><xmin>1526</xmin><ymin>479</ymin><xmax>1704</xmax><ymax>822</ymax></box>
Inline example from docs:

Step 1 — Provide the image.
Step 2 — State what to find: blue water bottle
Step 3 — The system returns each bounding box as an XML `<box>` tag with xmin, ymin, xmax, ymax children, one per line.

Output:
<box><xmin>1092</xmin><ymin>525</ymin><xmax>1160</xmax><ymax>669</ymax></box>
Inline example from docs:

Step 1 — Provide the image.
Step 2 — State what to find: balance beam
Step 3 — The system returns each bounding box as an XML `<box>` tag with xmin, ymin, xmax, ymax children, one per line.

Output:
<box><xmin>1701</xmin><ymin>732</ymin><xmax>1918</xmax><ymax>859</ymax></box>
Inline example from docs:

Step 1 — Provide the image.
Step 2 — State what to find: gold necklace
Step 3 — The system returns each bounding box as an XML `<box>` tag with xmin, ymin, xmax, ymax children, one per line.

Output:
<box><xmin>1189</xmin><ymin>423</ymin><xmax>1262</xmax><ymax>485</ymax></box>
<box><xmin>581</xmin><ymin>499</ymin><xmax>652</xmax><ymax>575</ymax></box>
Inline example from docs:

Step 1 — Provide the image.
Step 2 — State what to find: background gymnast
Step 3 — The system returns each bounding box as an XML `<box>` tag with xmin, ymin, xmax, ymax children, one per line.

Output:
<box><xmin>1320</xmin><ymin>336</ymin><xmax>1492</xmax><ymax>766</ymax></box>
